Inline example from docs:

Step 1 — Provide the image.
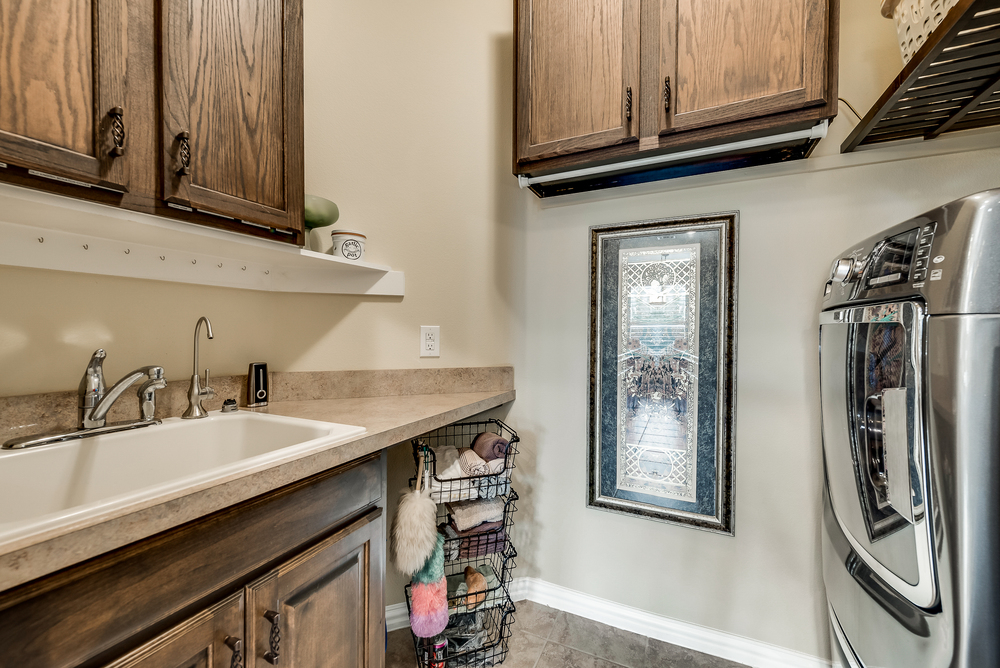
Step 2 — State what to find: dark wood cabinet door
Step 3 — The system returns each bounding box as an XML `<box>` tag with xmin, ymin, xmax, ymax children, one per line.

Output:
<box><xmin>103</xmin><ymin>593</ymin><xmax>245</xmax><ymax>668</ymax></box>
<box><xmin>654</xmin><ymin>0</ymin><xmax>830</xmax><ymax>134</ymax></box>
<box><xmin>0</xmin><ymin>0</ymin><xmax>129</xmax><ymax>190</ymax></box>
<box><xmin>246</xmin><ymin>509</ymin><xmax>384</xmax><ymax>668</ymax></box>
<box><xmin>515</xmin><ymin>0</ymin><xmax>641</xmax><ymax>164</ymax></box>
<box><xmin>160</xmin><ymin>0</ymin><xmax>304</xmax><ymax>236</ymax></box>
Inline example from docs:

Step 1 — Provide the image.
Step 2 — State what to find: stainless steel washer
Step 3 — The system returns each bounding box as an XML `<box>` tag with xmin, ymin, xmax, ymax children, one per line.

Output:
<box><xmin>819</xmin><ymin>189</ymin><xmax>1000</xmax><ymax>668</ymax></box>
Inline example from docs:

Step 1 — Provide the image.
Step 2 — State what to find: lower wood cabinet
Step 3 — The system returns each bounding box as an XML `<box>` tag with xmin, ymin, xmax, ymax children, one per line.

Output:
<box><xmin>247</xmin><ymin>513</ymin><xmax>383</xmax><ymax>668</ymax></box>
<box><xmin>0</xmin><ymin>453</ymin><xmax>385</xmax><ymax>668</ymax></box>
<box><xmin>104</xmin><ymin>510</ymin><xmax>384</xmax><ymax>668</ymax></box>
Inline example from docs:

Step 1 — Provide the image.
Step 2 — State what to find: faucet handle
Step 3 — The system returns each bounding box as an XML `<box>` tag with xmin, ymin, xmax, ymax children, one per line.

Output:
<box><xmin>202</xmin><ymin>368</ymin><xmax>215</xmax><ymax>400</ymax></box>
<box><xmin>79</xmin><ymin>349</ymin><xmax>107</xmax><ymax>403</ymax></box>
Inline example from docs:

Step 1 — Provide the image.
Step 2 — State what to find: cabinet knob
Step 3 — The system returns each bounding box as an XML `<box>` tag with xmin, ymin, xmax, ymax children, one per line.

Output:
<box><xmin>176</xmin><ymin>131</ymin><xmax>192</xmax><ymax>176</ymax></box>
<box><xmin>108</xmin><ymin>107</ymin><xmax>126</xmax><ymax>157</ymax></box>
<box><xmin>263</xmin><ymin>609</ymin><xmax>281</xmax><ymax>664</ymax></box>
<box><xmin>224</xmin><ymin>636</ymin><xmax>243</xmax><ymax>668</ymax></box>
<box><xmin>663</xmin><ymin>77</ymin><xmax>671</xmax><ymax>115</ymax></box>
<box><xmin>625</xmin><ymin>86</ymin><xmax>633</xmax><ymax>122</ymax></box>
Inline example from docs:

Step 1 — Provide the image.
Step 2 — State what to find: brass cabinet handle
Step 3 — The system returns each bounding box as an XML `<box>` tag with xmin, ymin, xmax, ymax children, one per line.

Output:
<box><xmin>224</xmin><ymin>636</ymin><xmax>244</xmax><ymax>668</ymax></box>
<box><xmin>263</xmin><ymin>610</ymin><xmax>281</xmax><ymax>664</ymax></box>
<box><xmin>176</xmin><ymin>131</ymin><xmax>192</xmax><ymax>176</ymax></box>
<box><xmin>108</xmin><ymin>107</ymin><xmax>126</xmax><ymax>157</ymax></box>
<box><xmin>625</xmin><ymin>86</ymin><xmax>633</xmax><ymax>122</ymax></box>
<box><xmin>664</xmin><ymin>76</ymin><xmax>671</xmax><ymax>114</ymax></box>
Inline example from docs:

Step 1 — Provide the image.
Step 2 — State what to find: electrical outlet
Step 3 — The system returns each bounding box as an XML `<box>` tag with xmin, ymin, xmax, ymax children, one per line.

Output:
<box><xmin>420</xmin><ymin>326</ymin><xmax>440</xmax><ymax>358</ymax></box>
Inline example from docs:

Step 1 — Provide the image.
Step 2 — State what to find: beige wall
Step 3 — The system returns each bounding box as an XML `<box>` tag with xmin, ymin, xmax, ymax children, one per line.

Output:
<box><xmin>2</xmin><ymin>0</ymin><xmax>998</xmax><ymax>662</ymax></box>
<box><xmin>507</xmin><ymin>0</ymin><xmax>1000</xmax><ymax>661</ymax></box>
<box><xmin>0</xmin><ymin>1</ymin><xmax>518</xmax><ymax>398</ymax></box>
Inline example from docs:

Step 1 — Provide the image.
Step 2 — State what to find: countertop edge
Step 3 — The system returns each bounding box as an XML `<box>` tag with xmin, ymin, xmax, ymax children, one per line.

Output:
<box><xmin>0</xmin><ymin>389</ymin><xmax>515</xmax><ymax>592</ymax></box>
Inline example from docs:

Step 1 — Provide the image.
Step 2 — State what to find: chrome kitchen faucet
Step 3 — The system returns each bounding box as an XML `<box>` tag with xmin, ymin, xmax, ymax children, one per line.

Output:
<box><xmin>79</xmin><ymin>349</ymin><xmax>166</xmax><ymax>428</ymax></box>
<box><xmin>2</xmin><ymin>349</ymin><xmax>166</xmax><ymax>450</ymax></box>
<box><xmin>182</xmin><ymin>316</ymin><xmax>215</xmax><ymax>419</ymax></box>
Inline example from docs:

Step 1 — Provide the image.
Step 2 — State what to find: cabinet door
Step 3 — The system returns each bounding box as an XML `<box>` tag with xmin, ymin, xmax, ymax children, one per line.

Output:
<box><xmin>653</xmin><ymin>0</ymin><xmax>829</xmax><ymax>134</ymax></box>
<box><xmin>0</xmin><ymin>0</ymin><xmax>129</xmax><ymax>190</ymax></box>
<box><xmin>515</xmin><ymin>0</ymin><xmax>640</xmax><ymax>163</ymax></box>
<box><xmin>246</xmin><ymin>509</ymin><xmax>384</xmax><ymax>668</ymax></box>
<box><xmin>160</xmin><ymin>0</ymin><xmax>304</xmax><ymax>236</ymax></box>
<box><xmin>102</xmin><ymin>593</ymin><xmax>245</xmax><ymax>668</ymax></box>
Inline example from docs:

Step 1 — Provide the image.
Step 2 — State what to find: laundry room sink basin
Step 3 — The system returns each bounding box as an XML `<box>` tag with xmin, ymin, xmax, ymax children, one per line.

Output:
<box><xmin>0</xmin><ymin>412</ymin><xmax>366</xmax><ymax>540</ymax></box>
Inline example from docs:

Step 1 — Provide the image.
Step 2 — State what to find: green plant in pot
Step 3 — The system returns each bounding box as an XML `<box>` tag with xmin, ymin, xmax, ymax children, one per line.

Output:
<box><xmin>304</xmin><ymin>195</ymin><xmax>340</xmax><ymax>251</ymax></box>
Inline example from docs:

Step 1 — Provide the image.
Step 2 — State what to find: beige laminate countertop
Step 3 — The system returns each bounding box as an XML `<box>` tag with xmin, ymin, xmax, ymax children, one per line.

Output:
<box><xmin>0</xmin><ymin>388</ymin><xmax>514</xmax><ymax>592</ymax></box>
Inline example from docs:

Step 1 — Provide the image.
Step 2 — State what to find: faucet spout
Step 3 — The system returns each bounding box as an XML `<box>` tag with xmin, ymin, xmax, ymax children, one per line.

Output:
<box><xmin>87</xmin><ymin>366</ymin><xmax>165</xmax><ymax>428</ymax></box>
<box><xmin>193</xmin><ymin>316</ymin><xmax>214</xmax><ymax>376</ymax></box>
<box><xmin>183</xmin><ymin>316</ymin><xmax>215</xmax><ymax>419</ymax></box>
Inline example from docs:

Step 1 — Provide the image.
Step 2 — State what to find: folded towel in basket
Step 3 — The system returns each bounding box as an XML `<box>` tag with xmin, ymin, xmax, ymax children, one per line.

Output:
<box><xmin>439</xmin><ymin>520</ymin><xmax>505</xmax><ymax>561</ymax></box>
<box><xmin>447</xmin><ymin>497</ymin><xmax>505</xmax><ymax>531</ymax></box>
<box><xmin>428</xmin><ymin>457</ymin><xmax>478</xmax><ymax>503</ymax></box>
<box><xmin>458</xmin><ymin>448</ymin><xmax>491</xmax><ymax>476</ymax></box>
<box><xmin>457</xmin><ymin>526</ymin><xmax>506</xmax><ymax>559</ymax></box>
<box><xmin>475</xmin><ymin>473</ymin><xmax>509</xmax><ymax>499</ymax></box>
<box><xmin>452</xmin><ymin>520</ymin><xmax>504</xmax><ymax>537</ymax></box>
<box><xmin>431</xmin><ymin>445</ymin><xmax>461</xmax><ymax>472</ymax></box>
<box><xmin>471</xmin><ymin>432</ymin><xmax>509</xmax><ymax>462</ymax></box>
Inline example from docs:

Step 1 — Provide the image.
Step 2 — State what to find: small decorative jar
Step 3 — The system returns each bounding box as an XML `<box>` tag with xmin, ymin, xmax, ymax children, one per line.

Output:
<box><xmin>329</xmin><ymin>230</ymin><xmax>366</xmax><ymax>261</ymax></box>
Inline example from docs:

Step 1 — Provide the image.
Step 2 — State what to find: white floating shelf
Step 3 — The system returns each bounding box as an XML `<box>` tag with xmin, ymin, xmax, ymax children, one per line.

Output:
<box><xmin>0</xmin><ymin>183</ymin><xmax>404</xmax><ymax>296</ymax></box>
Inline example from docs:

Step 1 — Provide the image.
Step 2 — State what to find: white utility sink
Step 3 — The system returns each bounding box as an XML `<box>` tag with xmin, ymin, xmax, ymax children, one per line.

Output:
<box><xmin>0</xmin><ymin>411</ymin><xmax>365</xmax><ymax>542</ymax></box>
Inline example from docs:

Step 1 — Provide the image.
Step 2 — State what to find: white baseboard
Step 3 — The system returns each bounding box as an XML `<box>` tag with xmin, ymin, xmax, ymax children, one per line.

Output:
<box><xmin>388</xmin><ymin>577</ymin><xmax>831</xmax><ymax>668</ymax></box>
<box><xmin>387</xmin><ymin>601</ymin><xmax>410</xmax><ymax>632</ymax></box>
<box><xmin>511</xmin><ymin>577</ymin><xmax>831</xmax><ymax>668</ymax></box>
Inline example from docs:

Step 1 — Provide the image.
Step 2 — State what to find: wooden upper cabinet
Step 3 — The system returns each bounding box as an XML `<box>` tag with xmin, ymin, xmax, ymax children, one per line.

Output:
<box><xmin>516</xmin><ymin>0</ymin><xmax>641</xmax><ymax>163</ymax></box>
<box><xmin>0</xmin><ymin>0</ymin><xmax>129</xmax><ymax>190</ymax></box>
<box><xmin>160</xmin><ymin>0</ymin><xmax>304</xmax><ymax>235</ymax></box>
<box><xmin>654</xmin><ymin>0</ymin><xmax>830</xmax><ymax>135</ymax></box>
<box><xmin>515</xmin><ymin>0</ymin><xmax>836</xmax><ymax>180</ymax></box>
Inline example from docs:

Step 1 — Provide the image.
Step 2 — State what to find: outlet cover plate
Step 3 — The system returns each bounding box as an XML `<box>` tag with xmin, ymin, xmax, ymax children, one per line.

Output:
<box><xmin>420</xmin><ymin>325</ymin><xmax>440</xmax><ymax>357</ymax></box>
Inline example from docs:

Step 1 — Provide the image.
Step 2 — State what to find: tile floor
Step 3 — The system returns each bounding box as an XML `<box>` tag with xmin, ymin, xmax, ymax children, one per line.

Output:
<box><xmin>386</xmin><ymin>601</ymin><xmax>750</xmax><ymax>668</ymax></box>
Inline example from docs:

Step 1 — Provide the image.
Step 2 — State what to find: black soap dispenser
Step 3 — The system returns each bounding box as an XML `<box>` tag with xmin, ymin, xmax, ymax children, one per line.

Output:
<box><xmin>247</xmin><ymin>362</ymin><xmax>269</xmax><ymax>407</ymax></box>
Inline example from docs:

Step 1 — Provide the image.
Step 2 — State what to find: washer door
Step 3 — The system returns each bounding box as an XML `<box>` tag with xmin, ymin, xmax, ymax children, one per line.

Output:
<box><xmin>819</xmin><ymin>300</ymin><xmax>936</xmax><ymax>607</ymax></box>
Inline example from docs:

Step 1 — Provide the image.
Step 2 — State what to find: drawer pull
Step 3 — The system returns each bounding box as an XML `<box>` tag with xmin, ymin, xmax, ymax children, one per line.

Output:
<box><xmin>263</xmin><ymin>610</ymin><xmax>281</xmax><ymax>664</ymax></box>
<box><xmin>108</xmin><ymin>107</ymin><xmax>126</xmax><ymax>157</ymax></box>
<box><xmin>625</xmin><ymin>86</ymin><xmax>633</xmax><ymax>122</ymax></box>
<box><xmin>664</xmin><ymin>76</ymin><xmax>671</xmax><ymax>114</ymax></box>
<box><xmin>176</xmin><ymin>131</ymin><xmax>192</xmax><ymax>176</ymax></box>
<box><xmin>224</xmin><ymin>636</ymin><xmax>243</xmax><ymax>668</ymax></box>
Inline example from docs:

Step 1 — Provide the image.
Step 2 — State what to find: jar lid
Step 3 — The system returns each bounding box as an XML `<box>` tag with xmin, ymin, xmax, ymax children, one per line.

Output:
<box><xmin>330</xmin><ymin>229</ymin><xmax>366</xmax><ymax>239</ymax></box>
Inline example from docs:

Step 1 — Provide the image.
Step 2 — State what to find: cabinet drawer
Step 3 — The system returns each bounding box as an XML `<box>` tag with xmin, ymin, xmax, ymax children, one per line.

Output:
<box><xmin>101</xmin><ymin>592</ymin><xmax>245</xmax><ymax>668</ymax></box>
<box><xmin>0</xmin><ymin>454</ymin><xmax>382</xmax><ymax>668</ymax></box>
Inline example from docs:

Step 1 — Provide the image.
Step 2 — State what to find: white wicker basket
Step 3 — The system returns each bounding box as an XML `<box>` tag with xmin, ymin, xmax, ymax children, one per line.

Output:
<box><xmin>881</xmin><ymin>0</ymin><xmax>960</xmax><ymax>64</ymax></box>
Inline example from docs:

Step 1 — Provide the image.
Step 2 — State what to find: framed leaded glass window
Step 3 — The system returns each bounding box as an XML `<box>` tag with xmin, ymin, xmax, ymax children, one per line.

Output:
<box><xmin>588</xmin><ymin>213</ymin><xmax>738</xmax><ymax>534</ymax></box>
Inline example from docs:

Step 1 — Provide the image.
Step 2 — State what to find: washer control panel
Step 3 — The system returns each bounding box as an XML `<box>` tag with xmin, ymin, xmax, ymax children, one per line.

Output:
<box><xmin>911</xmin><ymin>221</ymin><xmax>937</xmax><ymax>286</ymax></box>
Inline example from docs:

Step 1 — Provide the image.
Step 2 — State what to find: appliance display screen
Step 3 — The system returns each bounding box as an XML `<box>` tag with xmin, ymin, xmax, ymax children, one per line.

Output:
<box><xmin>868</xmin><ymin>228</ymin><xmax>920</xmax><ymax>288</ymax></box>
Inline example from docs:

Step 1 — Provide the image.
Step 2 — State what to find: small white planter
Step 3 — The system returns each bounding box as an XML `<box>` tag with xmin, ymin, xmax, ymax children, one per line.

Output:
<box><xmin>329</xmin><ymin>230</ymin><xmax>366</xmax><ymax>261</ymax></box>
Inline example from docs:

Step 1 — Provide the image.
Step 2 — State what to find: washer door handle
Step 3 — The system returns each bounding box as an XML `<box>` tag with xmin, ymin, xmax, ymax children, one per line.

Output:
<box><xmin>882</xmin><ymin>388</ymin><xmax>914</xmax><ymax>523</ymax></box>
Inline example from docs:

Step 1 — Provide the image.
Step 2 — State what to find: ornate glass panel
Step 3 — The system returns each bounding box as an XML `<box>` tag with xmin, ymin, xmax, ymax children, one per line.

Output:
<box><xmin>589</xmin><ymin>214</ymin><xmax>738</xmax><ymax>533</ymax></box>
<box><xmin>618</xmin><ymin>245</ymin><xmax>700</xmax><ymax>502</ymax></box>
